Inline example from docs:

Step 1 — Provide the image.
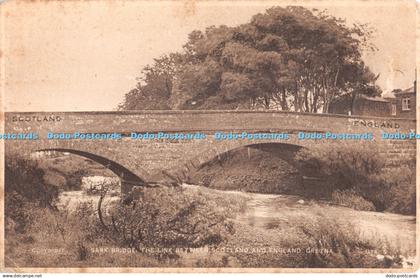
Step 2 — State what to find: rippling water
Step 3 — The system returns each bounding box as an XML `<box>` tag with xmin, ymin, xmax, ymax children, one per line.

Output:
<box><xmin>56</xmin><ymin>176</ymin><xmax>121</xmax><ymax>212</ymax></box>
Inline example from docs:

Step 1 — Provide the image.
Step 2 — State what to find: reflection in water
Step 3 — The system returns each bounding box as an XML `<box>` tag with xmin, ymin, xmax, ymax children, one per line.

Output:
<box><xmin>235</xmin><ymin>195</ymin><xmax>300</xmax><ymax>229</ymax></box>
<box><xmin>182</xmin><ymin>183</ymin><xmax>302</xmax><ymax>229</ymax></box>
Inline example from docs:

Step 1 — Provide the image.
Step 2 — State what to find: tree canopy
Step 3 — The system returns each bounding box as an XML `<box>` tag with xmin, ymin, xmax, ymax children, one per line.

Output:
<box><xmin>119</xmin><ymin>6</ymin><xmax>380</xmax><ymax>112</ymax></box>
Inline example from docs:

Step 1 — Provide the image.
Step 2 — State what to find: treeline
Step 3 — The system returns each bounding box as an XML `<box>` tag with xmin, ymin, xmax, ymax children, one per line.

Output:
<box><xmin>119</xmin><ymin>6</ymin><xmax>380</xmax><ymax>112</ymax></box>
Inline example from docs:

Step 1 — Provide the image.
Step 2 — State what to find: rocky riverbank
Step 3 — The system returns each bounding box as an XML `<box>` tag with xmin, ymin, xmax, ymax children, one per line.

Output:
<box><xmin>188</xmin><ymin>147</ymin><xmax>305</xmax><ymax>195</ymax></box>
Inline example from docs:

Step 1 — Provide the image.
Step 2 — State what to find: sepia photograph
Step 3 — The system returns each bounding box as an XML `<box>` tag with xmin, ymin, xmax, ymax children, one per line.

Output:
<box><xmin>0</xmin><ymin>0</ymin><xmax>418</xmax><ymax>274</ymax></box>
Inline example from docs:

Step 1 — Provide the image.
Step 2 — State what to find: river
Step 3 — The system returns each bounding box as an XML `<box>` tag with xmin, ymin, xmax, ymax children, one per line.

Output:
<box><xmin>56</xmin><ymin>182</ymin><xmax>416</xmax><ymax>259</ymax></box>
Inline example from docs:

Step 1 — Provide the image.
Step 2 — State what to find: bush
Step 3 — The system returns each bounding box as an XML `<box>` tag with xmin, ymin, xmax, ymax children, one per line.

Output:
<box><xmin>293</xmin><ymin>213</ymin><xmax>403</xmax><ymax>268</ymax></box>
<box><xmin>379</xmin><ymin>165</ymin><xmax>416</xmax><ymax>215</ymax></box>
<box><xmin>296</xmin><ymin>142</ymin><xmax>385</xmax><ymax>188</ymax></box>
<box><xmin>331</xmin><ymin>189</ymin><xmax>375</xmax><ymax>211</ymax></box>
<box><xmin>5</xmin><ymin>192</ymin><xmax>37</xmax><ymax>234</ymax></box>
<box><xmin>5</xmin><ymin>182</ymin><xmax>245</xmax><ymax>267</ymax></box>
<box><xmin>5</xmin><ymin>156</ymin><xmax>60</xmax><ymax>234</ymax></box>
<box><xmin>5</xmin><ymin>156</ymin><xmax>59</xmax><ymax>208</ymax></box>
<box><xmin>5</xmin><ymin>200</ymin><xmax>113</xmax><ymax>266</ymax></box>
<box><xmin>102</xmin><ymin>186</ymin><xmax>235</xmax><ymax>258</ymax></box>
<box><xmin>295</xmin><ymin>142</ymin><xmax>415</xmax><ymax>214</ymax></box>
<box><xmin>81</xmin><ymin>176</ymin><xmax>120</xmax><ymax>195</ymax></box>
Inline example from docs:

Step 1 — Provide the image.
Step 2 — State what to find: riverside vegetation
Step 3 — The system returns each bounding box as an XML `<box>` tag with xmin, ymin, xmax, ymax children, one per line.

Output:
<box><xmin>4</xmin><ymin>141</ymin><xmax>416</xmax><ymax>268</ymax></box>
<box><xmin>191</xmin><ymin>142</ymin><xmax>415</xmax><ymax>215</ymax></box>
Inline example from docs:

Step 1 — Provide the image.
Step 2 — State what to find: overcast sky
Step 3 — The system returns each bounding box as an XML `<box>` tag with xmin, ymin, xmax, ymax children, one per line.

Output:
<box><xmin>1</xmin><ymin>0</ymin><xmax>416</xmax><ymax>111</ymax></box>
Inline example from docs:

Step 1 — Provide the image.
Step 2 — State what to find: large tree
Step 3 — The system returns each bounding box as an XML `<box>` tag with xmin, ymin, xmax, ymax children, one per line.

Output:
<box><xmin>119</xmin><ymin>6</ymin><xmax>380</xmax><ymax>111</ymax></box>
<box><xmin>118</xmin><ymin>53</ymin><xmax>187</xmax><ymax>110</ymax></box>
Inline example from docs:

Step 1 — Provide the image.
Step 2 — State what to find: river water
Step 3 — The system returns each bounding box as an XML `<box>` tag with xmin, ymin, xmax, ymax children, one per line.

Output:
<box><xmin>56</xmin><ymin>181</ymin><xmax>416</xmax><ymax>258</ymax></box>
<box><xmin>182</xmin><ymin>183</ymin><xmax>416</xmax><ymax>256</ymax></box>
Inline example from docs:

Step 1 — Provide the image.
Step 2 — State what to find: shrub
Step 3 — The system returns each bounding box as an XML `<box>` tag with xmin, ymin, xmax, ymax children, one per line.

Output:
<box><xmin>102</xmin><ymin>186</ymin><xmax>235</xmax><ymax>258</ymax></box>
<box><xmin>293</xmin><ymin>213</ymin><xmax>403</xmax><ymax>268</ymax></box>
<box><xmin>331</xmin><ymin>189</ymin><xmax>375</xmax><ymax>211</ymax></box>
<box><xmin>5</xmin><ymin>156</ymin><xmax>59</xmax><ymax>208</ymax></box>
<box><xmin>379</xmin><ymin>164</ymin><xmax>416</xmax><ymax>215</ymax></box>
<box><xmin>296</xmin><ymin>142</ymin><xmax>385</xmax><ymax>188</ymax></box>
<box><xmin>5</xmin><ymin>192</ymin><xmax>37</xmax><ymax>234</ymax></box>
<box><xmin>5</xmin><ymin>156</ymin><xmax>60</xmax><ymax>234</ymax></box>
<box><xmin>5</xmin><ymin>182</ymin><xmax>245</xmax><ymax>267</ymax></box>
<box><xmin>295</xmin><ymin>142</ymin><xmax>415</xmax><ymax>214</ymax></box>
<box><xmin>81</xmin><ymin>176</ymin><xmax>120</xmax><ymax>195</ymax></box>
<box><xmin>6</xmin><ymin>200</ymin><xmax>111</xmax><ymax>266</ymax></box>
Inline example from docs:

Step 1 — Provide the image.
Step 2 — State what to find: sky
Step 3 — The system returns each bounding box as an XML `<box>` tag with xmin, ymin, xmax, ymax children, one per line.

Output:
<box><xmin>1</xmin><ymin>0</ymin><xmax>417</xmax><ymax>111</ymax></box>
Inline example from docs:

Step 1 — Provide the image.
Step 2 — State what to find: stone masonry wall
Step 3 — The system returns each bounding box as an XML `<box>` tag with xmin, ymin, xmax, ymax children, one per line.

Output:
<box><xmin>5</xmin><ymin>111</ymin><xmax>416</xmax><ymax>192</ymax></box>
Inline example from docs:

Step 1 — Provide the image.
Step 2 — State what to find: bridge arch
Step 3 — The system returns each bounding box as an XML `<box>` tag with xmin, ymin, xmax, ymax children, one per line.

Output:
<box><xmin>200</xmin><ymin>142</ymin><xmax>303</xmax><ymax>169</ymax></box>
<box><xmin>171</xmin><ymin>141</ymin><xmax>321</xmax><ymax>184</ymax></box>
<box><xmin>173</xmin><ymin>142</ymin><xmax>310</xmax><ymax>193</ymax></box>
<box><xmin>36</xmin><ymin>148</ymin><xmax>148</xmax><ymax>193</ymax></box>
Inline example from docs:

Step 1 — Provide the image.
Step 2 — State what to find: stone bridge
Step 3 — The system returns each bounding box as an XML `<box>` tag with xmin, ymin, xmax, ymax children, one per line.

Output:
<box><xmin>4</xmin><ymin>111</ymin><xmax>416</xmax><ymax>193</ymax></box>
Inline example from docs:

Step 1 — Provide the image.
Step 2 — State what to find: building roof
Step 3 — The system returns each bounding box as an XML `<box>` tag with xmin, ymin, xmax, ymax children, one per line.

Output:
<box><xmin>331</xmin><ymin>94</ymin><xmax>391</xmax><ymax>105</ymax></box>
<box><xmin>382</xmin><ymin>90</ymin><xmax>396</xmax><ymax>99</ymax></box>
<box><xmin>394</xmin><ymin>86</ymin><xmax>415</xmax><ymax>95</ymax></box>
<box><xmin>359</xmin><ymin>95</ymin><xmax>390</xmax><ymax>103</ymax></box>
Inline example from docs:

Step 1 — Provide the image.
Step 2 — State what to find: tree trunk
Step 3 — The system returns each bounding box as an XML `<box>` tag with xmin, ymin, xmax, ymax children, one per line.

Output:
<box><xmin>281</xmin><ymin>88</ymin><xmax>288</xmax><ymax>111</ymax></box>
<box><xmin>293</xmin><ymin>81</ymin><xmax>299</xmax><ymax>112</ymax></box>
<box><xmin>350</xmin><ymin>92</ymin><xmax>358</xmax><ymax>115</ymax></box>
<box><xmin>264</xmin><ymin>96</ymin><xmax>270</xmax><ymax>109</ymax></box>
<box><xmin>313</xmin><ymin>89</ymin><xmax>318</xmax><ymax>113</ymax></box>
<box><xmin>304</xmin><ymin>91</ymin><xmax>309</xmax><ymax>112</ymax></box>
